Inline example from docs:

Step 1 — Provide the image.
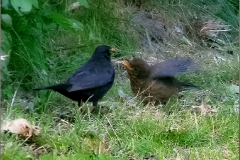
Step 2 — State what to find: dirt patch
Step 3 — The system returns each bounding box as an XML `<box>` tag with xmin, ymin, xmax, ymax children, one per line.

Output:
<box><xmin>131</xmin><ymin>11</ymin><xmax>168</xmax><ymax>50</ymax></box>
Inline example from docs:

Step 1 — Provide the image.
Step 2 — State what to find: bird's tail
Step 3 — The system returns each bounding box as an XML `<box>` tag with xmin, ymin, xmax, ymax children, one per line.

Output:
<box><xmin>34</xmin><ymin>84</ymin><xmax>70</xmax><ymax>91</ymax></box>
<box><xmin>181</xmin><ymin>82</ymin><xmax>198</xmax><ymax>90</ymax></box>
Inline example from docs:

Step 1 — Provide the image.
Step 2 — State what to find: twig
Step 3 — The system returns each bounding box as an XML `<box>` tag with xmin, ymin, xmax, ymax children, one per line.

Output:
<box><xmin>11</xmin><ymin>90</ymin><xmax>18</xmax><ymax>107</ymax></box>
<box><xmin>34</xmin><ymin>146</ymin><xmax>44</xmax><ymax>152</ymax></box>
<box><xmin>60</xmin><ymin>119</ymin><xmax>74</xmax><ymax>127</ymax></box>
<box><xmin>94</xmin><ymin>117</ymin><xmax>112</xmax><ymax>141</ymax></box>
<box><xmin>22</xmin><ymin>136</ymin><xmax>31</xmax><ymax>143</ymax></box>
<box><xmin>11</xmin><ymin>75</ymin><xmax>24</xmax><ymax>107</ymax></box>
<box><xmin>105</xmin><ymin>116</ymin><xmax>120</xmax><ymax>144</ymax></box>
<box><xmin>34</xmin><ymin>145</ymin><xmax>49</xmax><ymax>152</ymax></box>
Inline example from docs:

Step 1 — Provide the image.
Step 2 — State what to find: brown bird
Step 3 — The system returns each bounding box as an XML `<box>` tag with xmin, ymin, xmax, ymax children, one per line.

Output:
<box><xmin>122</xmin><ymin>57</ymin><xmax>199</xmax><ymax>105</ymax></box>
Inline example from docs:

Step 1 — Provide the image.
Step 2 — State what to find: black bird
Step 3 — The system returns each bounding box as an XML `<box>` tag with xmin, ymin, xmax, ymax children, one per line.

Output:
<box><xmin>35</xmin><ymin>45</ymin><xmax>116</xmax><ymax>107</ymax></box>
<box><xmin>122</xmin><ymin>57</ymin><xmax>199</xmax><ymax>105</ymax></box>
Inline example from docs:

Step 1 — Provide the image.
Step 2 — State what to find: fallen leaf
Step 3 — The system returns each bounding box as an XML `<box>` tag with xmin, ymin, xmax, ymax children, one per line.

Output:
<box><xmin>1</xmin><ymin>119</ymin><xmax>41</xmax><ymax>138</ymax></box>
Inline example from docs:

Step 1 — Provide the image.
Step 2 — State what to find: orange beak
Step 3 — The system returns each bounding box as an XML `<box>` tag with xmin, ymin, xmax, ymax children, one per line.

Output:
<box><xmin>121</xmin><ymin>61</ymin><xmax>133</xmax><ymax>70</ymax></box>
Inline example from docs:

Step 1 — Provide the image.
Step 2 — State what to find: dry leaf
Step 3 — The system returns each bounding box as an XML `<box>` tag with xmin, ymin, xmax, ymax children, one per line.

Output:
<box><xmin>192</xmin><ymin>103</ymin><xmax>217</xmax><ymax>115</ymax></box>
<box><xmin>1</xmin><ymin>119</ymin><xmax>41</xmax><ymax>138</ymax></box>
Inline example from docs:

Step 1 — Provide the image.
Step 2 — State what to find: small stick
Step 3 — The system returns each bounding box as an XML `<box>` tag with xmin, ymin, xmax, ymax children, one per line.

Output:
<box><xmin>60</xmin><ymin>119</ymin><xmax>74</xmax><ymax>127</ymax></box>
<box><xmin>105</xmin><ymin>116</ymin><xmax>120</xmax><ymax>144</ymax></box>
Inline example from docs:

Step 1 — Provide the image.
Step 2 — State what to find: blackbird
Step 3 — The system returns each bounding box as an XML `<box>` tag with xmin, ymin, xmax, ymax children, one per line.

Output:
<box><xmin>122</xmin><ymin>57</ymin><xmax>199</xmax><ymax>105</ymax></box>
<box><xmin>35</xmin><ymin>45</ymin><xmax>116</xmax><ymax>107</ymax></box>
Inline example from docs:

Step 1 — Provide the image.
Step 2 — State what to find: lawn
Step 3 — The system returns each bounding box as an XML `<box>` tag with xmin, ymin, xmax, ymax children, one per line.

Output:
<box><xmin>1</xmin><ymin>0</ymin><xmax>239</xmax><ymax>159</ymax></box>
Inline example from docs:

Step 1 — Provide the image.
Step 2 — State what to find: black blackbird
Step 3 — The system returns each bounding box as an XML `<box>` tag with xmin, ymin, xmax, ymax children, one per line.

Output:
<box><xmin>35</xmin><ymin>45</ymin><xmax>116</xmax><ymax>107</ymax></box>
<box><xmin>122</xmin><ymin>57</ymin><xmax>199</xmax><ymax>105</ymax></box>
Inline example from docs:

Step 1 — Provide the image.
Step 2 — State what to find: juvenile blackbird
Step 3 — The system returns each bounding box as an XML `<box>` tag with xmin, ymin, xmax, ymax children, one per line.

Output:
<box><xmin>122</xmin><ymin>57</ymin><xmax>199</xmax><ymax>105</ymax></box>
<box><xmin>35</xmin><ymin>45</ymin><xmax>116</xmax><ymax>107</ymax></box>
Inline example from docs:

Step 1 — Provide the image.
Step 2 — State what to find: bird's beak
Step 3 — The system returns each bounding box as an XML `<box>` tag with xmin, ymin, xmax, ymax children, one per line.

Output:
<box><xmin>121</xmin><ymin>61</ymin><xmax>133</xmax><ymax>70</ymax></box>
<box><xmin>110</xmin><ymin>48</ymin><xmax>116</xmax><ymax>54</ymax></box>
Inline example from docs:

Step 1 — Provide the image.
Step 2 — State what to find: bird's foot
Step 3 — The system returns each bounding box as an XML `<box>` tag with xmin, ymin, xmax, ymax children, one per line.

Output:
<box><xmin>92</xmin><ymin>105</ymin><xmax>111</xmax><ymax>115</ymax></box>
<box><xmin>79</xmin><ymin>104</ymin><xmax>95</xmax><ymax>115</ymax></box>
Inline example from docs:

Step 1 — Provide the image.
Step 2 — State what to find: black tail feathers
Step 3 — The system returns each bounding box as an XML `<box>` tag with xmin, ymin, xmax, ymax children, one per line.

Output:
<box><xmin>181</xmin><ymin>82</ymin><xmax>199</xmax><ymax>90</ymax></box>
<box><xmin>34</xmin><ymin>86</ymin><xmax>47</xmax><ymax>91</ymax></box>
<box><xmin>34</xmin><ymin>84</ymin><xmax>71</xmax><ymax>91</ymax></box>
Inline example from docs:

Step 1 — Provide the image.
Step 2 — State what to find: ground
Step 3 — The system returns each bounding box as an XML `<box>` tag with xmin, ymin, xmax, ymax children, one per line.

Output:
<box><xmin>1</xmin><ymin>0</ymin><xmax>239</xmax><ymax>159</ymax></box>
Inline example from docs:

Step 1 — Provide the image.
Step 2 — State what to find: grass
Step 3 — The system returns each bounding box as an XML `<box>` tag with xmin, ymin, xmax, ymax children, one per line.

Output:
<box><xmin>1</xmin><ymin>0</ymin><xmax>239</xmax><ymax>159</ymax></box>
<box><xmin>1</xmin><ymin>96</ymin><xmax>239</xmax><ymax>159</ymax></box>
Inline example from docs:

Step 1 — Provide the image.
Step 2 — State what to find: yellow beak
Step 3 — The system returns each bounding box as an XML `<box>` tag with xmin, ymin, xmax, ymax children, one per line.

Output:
<box><xmin>121</xmin><ymin>61</ymin><xmax>133</xmax><ymax>70</ymax></box>
<box><xmin>110</xmin><ymin>48</ymin><xmax>116</xmax><ymax>54</ymax></box>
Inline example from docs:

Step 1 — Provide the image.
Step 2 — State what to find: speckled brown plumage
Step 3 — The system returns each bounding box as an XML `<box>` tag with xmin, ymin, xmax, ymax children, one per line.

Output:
<box><xmin>122</xmin><ymin>57</ymin><xmax>199</xmax><ymax>105</ymax></box>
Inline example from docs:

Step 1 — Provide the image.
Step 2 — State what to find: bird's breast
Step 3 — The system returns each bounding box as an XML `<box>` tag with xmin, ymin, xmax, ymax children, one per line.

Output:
<box><xmin>129</xmin><ymin>77</ymin><xmax>151</xmax><ymax>95</ymax></box>
<box><xmin>129</xmin><ymin>77</ymin><xmax>180</xmax><ymax>101</ymax></box>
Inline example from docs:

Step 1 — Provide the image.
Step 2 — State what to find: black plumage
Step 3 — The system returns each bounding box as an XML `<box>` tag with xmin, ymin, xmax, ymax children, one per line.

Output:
<box><xmin>35</xmin><ymin>45</ymin><xmax>115</xmax><ymax>107</ymax></box>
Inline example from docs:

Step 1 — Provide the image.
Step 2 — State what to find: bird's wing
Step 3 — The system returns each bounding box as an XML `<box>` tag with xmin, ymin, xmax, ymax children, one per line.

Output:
<box><xmin>66</xmin><ymin>61</ymin><xmax>115</xmax><ymax>92</ymax></box>
<box><xmin>150</xmin><ymin>56</ymin><xmax>199</xmax><ymax>78</ymax></box>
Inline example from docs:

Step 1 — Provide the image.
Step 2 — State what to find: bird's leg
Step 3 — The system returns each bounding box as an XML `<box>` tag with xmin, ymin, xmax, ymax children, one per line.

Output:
<box><xmin>93</xmin><ymin>101</ymin><xmax>98</xmax><ymax>107</ymax></box>
<box><xmin>78</xmin><ymin>101</ymin><xmax>84</xmax><ymax>113</ymax></box>
<box><xmin>83</xmin><ymin>101</ymin><xmax>97</xmax><ymax>115</ymax></box>
<box><xmin>89</xmin><ymin>101</ymin><xmax>98</xmax><ymax>113</ymax></box>
<box><xmin>78</xmin><ymin>101</ymin><xmax>82</xmax><ymax>107</ymax></box>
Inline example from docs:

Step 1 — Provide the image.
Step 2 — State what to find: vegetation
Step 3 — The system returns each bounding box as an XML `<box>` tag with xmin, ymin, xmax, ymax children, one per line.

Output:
<box><xmin>1</xmin><ymin>0</ymin><xmax>239</xmax><ymax>159</ymax></box>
